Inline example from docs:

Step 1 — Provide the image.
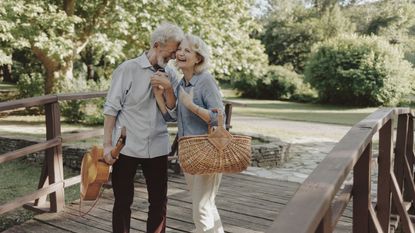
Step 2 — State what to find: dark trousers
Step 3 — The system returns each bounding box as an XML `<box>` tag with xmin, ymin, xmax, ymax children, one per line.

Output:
<box><xmin>111</xmin><ymin>154</ymin><xmax>168</xmax><ymax>233</ymax></box>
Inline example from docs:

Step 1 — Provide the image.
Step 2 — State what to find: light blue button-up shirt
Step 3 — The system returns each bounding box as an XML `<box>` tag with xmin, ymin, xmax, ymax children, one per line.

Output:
<box><xmin>103</xmin><ymin>53</ymin><xmax>179</xmax><ymax>158</ymax></box>
<box><xmin>164</xmin><ymin>71</ymin><xmax>224</xmax><ymax>137</ymax></box>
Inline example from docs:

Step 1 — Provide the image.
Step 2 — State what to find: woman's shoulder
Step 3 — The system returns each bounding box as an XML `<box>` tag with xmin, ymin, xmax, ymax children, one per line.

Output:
<box><xmin>197</xmin><ymin>71</ymin><xmax>216</xmax><ymax>84</ymax></box>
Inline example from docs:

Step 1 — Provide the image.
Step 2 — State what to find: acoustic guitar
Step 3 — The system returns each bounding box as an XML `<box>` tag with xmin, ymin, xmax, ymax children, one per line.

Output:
<box><xmin>80</xmin><ymin>127</ymin><xmax>126</xmax><ymax>201</ymax></box>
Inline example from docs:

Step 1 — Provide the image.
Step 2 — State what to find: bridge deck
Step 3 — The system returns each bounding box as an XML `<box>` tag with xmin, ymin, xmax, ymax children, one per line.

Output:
<box><xmin>3</xmin><ymin>173</ymin><xmax>352</xmax><ymax>233</ymax></box>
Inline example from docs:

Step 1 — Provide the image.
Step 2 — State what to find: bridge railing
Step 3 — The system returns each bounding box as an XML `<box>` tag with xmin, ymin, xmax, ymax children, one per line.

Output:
<box><xmin>0</xmin><ymin>92</ymin><xmax>239</xmax><ymax>215</ymax></box>
<box><xmin>0</xmin><ymin>92</ymin><xmax>106</xmax><ymax>214</ymax></box>
<box><xmin>267</xmin><ymin>108</ymin><xmax>414</xmax><ymax>233</ymax></box>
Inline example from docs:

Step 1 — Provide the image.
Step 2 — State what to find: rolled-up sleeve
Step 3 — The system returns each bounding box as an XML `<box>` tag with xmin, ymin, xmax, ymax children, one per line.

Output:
<box><xmin>202</xmin><ymin>75</ymin><xmax>225</xmax><ymax>126</ymax></box>
<box><xmin>103</xmin><ymin>66</ymin><xmax>126</xmax><ymax>116</ymax></box>
<box><xmin>161</xmin><ymin>66</ymin><xmax>180</xmax><ymax>122</ymax></box>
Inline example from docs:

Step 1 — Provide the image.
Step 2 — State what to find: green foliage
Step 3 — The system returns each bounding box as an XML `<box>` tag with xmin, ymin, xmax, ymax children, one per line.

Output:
<box><xmin>16</xmin><ymin>73</ymin><xmax>44</xmax><ymax>98</ymax></box>
<box><xmin>233</xmin><ymin>65</ymin><xmax>317</xmax><ymax>102</ymax></box>
<box><xmin>344</xmin><ymin>1</ymin><xmax>415</xmax><ymax>65</ymax></box>
<box><xmin>1</xmin><ymin>0</ymin><xmax>267</xmax><ymax>94</ymax></box>
<box><xmin>305</xmin><ymin>34</ymin><xmax>415</xmax><ymax>106</ymax></box>
<box><xmin>260</xmin><ymin>4</ymin><xmax>353</xmax><ymax>72</ymax></box>
<box><xmin>59</xmin><ymin>77</ymin><xmax>108</xmax><ymax>124</ymax></box>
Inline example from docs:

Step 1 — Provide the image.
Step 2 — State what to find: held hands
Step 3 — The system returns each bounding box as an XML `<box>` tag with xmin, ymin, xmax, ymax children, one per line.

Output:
<box><xmin>151</xmin><ymin>71</ymin><xmax>171</xmax><ymax>92</ymax></box>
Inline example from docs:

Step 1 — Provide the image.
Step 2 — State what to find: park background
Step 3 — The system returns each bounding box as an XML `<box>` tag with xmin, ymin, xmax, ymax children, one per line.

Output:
<box><xmin>0</xmin><ymin>0</ymin><xmax>415</xmax><ymax>231</ymax></box>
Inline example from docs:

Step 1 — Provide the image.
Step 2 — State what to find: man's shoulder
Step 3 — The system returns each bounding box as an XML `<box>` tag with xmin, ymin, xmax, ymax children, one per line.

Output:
<box><xmin>116</xmin><ymin>57</ymin><xmax>141</xmax><ymax>71</ymax></box>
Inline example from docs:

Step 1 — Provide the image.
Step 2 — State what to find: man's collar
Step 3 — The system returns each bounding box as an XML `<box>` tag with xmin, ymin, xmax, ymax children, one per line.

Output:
<box><xmin>135</xmin><ymin>52</ymin><xmax>153</xmax><ymax>69</ymax></box>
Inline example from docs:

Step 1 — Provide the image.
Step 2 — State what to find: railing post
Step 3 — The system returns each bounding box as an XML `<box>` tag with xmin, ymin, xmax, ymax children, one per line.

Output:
<box><xmin>377</xmin><ymin>119</ymin><xmax>393</xmax><ymax>233</ymax></box>
<box><xmin>353</xmin><ymin>142</ymin><xmax>372</xmax><ymax>233</ymax></box>
<box><xmin>44</xmin><ymin>100</ymin><xmax>65</xmax><ymax>212</ymax></box>
<box><xmin>225</xmin><ymin>103</ymin><xmax>232</xmax><ymax>131</ymax></box>
<box><xmin>404</xmin><ymin>115</ymin><xmax>414</xmax><ymax>203</ymax></box>
<box><xmin>392</xmin><ymin>114</ymin><xmax>409</xmax><ymax>216</ymax></box>
<box><xmin>316</xmin><ymin>208</ymin><xmax>332</xmax><ymax>233</ymax></box>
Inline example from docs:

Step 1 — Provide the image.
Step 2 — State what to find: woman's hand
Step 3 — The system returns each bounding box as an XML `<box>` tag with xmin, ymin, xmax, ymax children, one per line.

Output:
<box><xmin>179</xmin><ymin>86</ymin><xmax>211</xmax><ymax>122</ymax></box>
<box><xmin>151</xmin><ymin>72</ymin><xmax>172</xmax><ymax>90</ymax></box>
<box><xmin>179</xmin><ymin>86</ymin><xmax>195</xmax><ymax>110</ymax></box>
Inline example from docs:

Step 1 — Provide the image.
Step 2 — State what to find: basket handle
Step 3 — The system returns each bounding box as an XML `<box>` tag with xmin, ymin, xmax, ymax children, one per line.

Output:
<box><xmin>208</xmin><ymin>108</ymin><xmax>224</xmax><ymax>134</ymax></box>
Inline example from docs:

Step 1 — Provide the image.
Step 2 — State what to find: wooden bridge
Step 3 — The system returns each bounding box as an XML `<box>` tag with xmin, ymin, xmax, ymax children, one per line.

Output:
<box><xmin>0</xmin><ymin>92</ymin><xmax>414</xmax><ymax>233</ymax></box>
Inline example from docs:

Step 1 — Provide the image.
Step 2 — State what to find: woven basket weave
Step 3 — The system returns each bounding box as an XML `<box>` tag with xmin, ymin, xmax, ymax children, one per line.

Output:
<box><xmin>178</xmin><ymin>110</ymin><xmax>252</xmax><ymax>175</ymax></box>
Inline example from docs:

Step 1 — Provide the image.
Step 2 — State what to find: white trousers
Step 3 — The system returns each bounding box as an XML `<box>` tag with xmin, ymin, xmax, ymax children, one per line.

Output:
<box><xmin>184</xmin><ymin>172</ymin><xmax>224</xmax><ymax>233</ymax></box>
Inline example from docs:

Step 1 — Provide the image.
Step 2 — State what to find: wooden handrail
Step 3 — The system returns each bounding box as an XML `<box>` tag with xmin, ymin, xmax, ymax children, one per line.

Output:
<box><xmin>267</xmin><ymin>108</ymin><xmax>412</xmax><ymax>233</ymax></box>
<box><xmin>0</xmin><ymin>91</ymin><xmax>239</xmax><ymax>215</ymax></box>
<box><xmin>61</xmin><ymin>129</ymin><xmax>104</xmax><ymax>143</ymax></box>
<box><xmin>0</xmin><ymin>95</ymin><xmax>57</xmax><ymax>111</ymax></box>
<box><xmin>0</xmin><ymin>138</ymin><xmax>61</xmax><ymax>164</ymax></box>
<box><xmin>57</xmin><ymin>91</ymin><xmax>106</xmax><ymax>101</ymax></box>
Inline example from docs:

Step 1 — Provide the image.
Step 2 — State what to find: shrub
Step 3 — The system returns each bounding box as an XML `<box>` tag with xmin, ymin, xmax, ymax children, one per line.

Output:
<box><xmin>305</xmin><ymin>34</ymin><xmax>415</xmax><ymax>106</ymax></box>
<box><xmin>16</xmin><ymin>73</ymin><xmax>44</xmax><ymax>98</ymax></box>
<box><xmin>233</xmin><ymin>65</ymin><xmax>317</xmax><ymax>102</ymax></box>
<box><xmin>59</xmin><ymin>77</ymin><xmax>108</xmax><ymax>124</ymax></box>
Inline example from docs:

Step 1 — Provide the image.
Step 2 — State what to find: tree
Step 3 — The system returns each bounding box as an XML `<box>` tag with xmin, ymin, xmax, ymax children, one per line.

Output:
<box><xmin>260</xmin><ymin>3</ymin><xmax>353</xmax><ymax>72</ymax></box>
<box><xmin>1</xmin><ymin>0</ymin><xmax>267</xmax><ymax>94</ymax></box>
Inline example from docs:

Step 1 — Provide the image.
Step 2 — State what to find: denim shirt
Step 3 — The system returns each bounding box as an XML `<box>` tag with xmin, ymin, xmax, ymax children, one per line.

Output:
<box><xmin>164</xmin><ymin>71</ymin><xmax>224</xmax><ymax>137</ymax></box>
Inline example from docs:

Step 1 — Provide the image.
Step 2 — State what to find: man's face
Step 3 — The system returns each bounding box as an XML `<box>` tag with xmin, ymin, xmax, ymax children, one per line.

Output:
<box><xmin>155</xmin><ymin>40</ymin><xmax>179</xmax><ymax>68</ymax></box>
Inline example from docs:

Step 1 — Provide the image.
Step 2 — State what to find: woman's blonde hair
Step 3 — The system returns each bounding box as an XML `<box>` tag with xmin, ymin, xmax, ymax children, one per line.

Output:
<box><xmin>185</xmin><ymin>34</ymin><xmax>211</xmax><ymax>74</ymax></box>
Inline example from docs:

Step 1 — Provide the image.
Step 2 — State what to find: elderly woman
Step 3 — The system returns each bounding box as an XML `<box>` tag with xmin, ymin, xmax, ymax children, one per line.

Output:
<box><xmin>152</xmin><ymin>34</ymin><xmax>225</xmax><ymax>233</ymax></box>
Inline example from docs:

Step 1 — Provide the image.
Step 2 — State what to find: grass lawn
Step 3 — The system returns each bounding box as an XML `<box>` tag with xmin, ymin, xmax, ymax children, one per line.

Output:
<box><xmin>221</xmin><ymin>87</ymin><xmax>378</xmax><ymax>126</ymax></box>
<box><xmin>227</xmin><ymin>98</ymin><xmax>377</xmax><ymax>126</ymax></box>
<box><xmin>0</xmin><ymin>159</ymin><xmax>80</xmax><ymax>231</ymax></box>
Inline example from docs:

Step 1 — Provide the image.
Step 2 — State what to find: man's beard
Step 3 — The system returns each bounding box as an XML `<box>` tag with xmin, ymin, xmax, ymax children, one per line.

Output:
<box><xmin>157</xmin><ymin>56</ymin><xmax>167</xmax><ymax>68</ymax></box>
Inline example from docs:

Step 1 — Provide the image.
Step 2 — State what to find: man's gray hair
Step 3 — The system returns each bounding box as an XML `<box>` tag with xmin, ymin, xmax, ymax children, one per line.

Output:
<box><xmin>185</xmin><ymin>34</ymin><xmax>211</xmax><ymax>74</ymax></box>
<box><xmin>150</xmin><ymin>22</ymin><xmax>184</xmax><ymax>47</ymax></box>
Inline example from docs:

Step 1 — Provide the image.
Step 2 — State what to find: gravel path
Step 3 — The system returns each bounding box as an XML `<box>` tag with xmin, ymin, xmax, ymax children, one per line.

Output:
<box><xmin>230</xmin><ymin>116</ymin><xmax>352</xmax><ymax>183</ymax></box>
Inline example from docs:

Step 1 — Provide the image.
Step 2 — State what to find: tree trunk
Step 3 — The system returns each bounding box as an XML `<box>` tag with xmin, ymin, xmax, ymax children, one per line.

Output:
<box><xmin>87</xmin><ymin>64</ymin><xmax>94</xmax><ymax>80</ymax></box>
<box><xmin>45</xmin><ymin>69</ymin><xmax>59</xmax><ymax>95</ymax></box>
<box><xmin>2</xmin><ymin>64</ymin><xmax>13</xmax><ymax>83</ymax></box>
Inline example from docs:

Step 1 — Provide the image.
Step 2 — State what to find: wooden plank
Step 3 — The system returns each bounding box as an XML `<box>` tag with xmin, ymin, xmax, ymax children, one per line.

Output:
<box><xmin>390</xmin><ymin>173</ymin><xmax>415</xmax><ymax>233</ymax></box>
<box><xmin>57</xmin><ymin>91</ymin><xmax>106</xmax><ymax>101</ymax></box>
<box><xmin>5</xmin><ymin>173</ymin><xmax>354</xmax><ymax>233</ymax></box>
<box><xmin>0</xmin><ymin>138</ymin><xmax>61</xmax><ymax>164</ymax></box>
<box><xmin>394</xmin><ymin>114</ymin><xmax>408</xmax><ymax>193</ymax></box>
<box><xmin>61</xmin><ymin>129</ymin><xmax>104</xmax><ymax>143</ymax></box>
<box><xmin>44</xmin><ymin>102</ymin><xmax>65</xmax><ymax>212</ymax></box>
<box><xmin>64</xmin><ymin>175</ymin><xmax>81</xmax><ymax>188</ymax></box>
<box><xmin>2</xmin><ymin>219</ymin><xmax>71</xmax><ymax>233</ymax></box>
<box><xmin>0</xmin><ymin>182</ymin><xmax>63</xmax><ymax>215</ymax></box>
<box><xmin>266</xmin><ymin>108</ymin><xmax>397</xmax><ymax>233</ymax></box>
<box><xmin>377</xmin><ymin>119</ymin><xmax>392</xmax><ymax>233</ymax></box>
<box><xmin>0</xmin><ymin>95</ymin><xmax>57</xmax><ymax>112</ymax></box>
<box><xmin>34</xmin><ymin>211</ymin><xmax>111</xmax><ymax>233</ymax></box>
<box><xmin>331</xmin><ymin>183</ymin><xmax>353</xmax><ymax>228</ymax></box>
<box><xmin>353</xmin><ymin>143</ymin><xmax>372</xmax><ymax>233</ymax></box>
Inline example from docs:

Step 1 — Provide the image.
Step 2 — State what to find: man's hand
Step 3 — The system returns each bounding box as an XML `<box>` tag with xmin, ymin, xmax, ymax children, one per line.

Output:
<box><xmin>151</xmin><ymin>72</ymin><xmax>171</xmax><ymax>90</ymax></box>
<box><xmin>103</xmin><ymin>146</ymin><xmax>117</xmax><ymax>165</ymax></box>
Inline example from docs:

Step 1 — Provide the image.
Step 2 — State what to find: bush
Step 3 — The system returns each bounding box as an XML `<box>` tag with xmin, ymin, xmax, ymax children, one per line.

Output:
<box><xmin>233</xmin><ymin>65</ymin><xmax>317</xmax><ymax>102</ymax></box>
<box><xmin>16</xmin><ymin>73</ymin><xmax>44</xmax><ymax>98</ymax></box>
<box><xmin>59</xmin><ymin>77</ymin><xmax>109</xmax><ymax>125</ymax></box>
<box><xmin>305</xmin><ymin>34</ymin><xmax>415</xmax><ymax>106</ymax></box>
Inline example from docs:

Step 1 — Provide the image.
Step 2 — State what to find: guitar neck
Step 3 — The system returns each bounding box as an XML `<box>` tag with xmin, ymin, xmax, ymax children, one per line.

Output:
<box><xmin>110</xmin><ymin>135</ymin><xmax>126</xmax><ymax>159</ymax></box>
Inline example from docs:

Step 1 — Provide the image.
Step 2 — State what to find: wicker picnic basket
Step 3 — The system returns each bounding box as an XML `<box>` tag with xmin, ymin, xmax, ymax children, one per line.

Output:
<box><xmin>178</xmin><ymin>110</ymin><xmax>252</xmax><ymax>175</ymax></box>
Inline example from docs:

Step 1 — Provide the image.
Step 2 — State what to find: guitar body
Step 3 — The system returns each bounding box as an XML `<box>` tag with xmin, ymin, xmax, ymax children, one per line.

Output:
<box><xmin>80</xmin><ymin>128</ymin><xmax>126</xmax><ymax>201</ymax></box>
<box><xmin>80</xmin><ymin>146</ymin><xmax>110</xmax><ymax>200</ymax></box>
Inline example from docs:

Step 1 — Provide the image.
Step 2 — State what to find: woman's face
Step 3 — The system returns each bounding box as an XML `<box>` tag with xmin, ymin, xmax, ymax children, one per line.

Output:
<box><xmin>175</xmin><ymin>39</ymin><xmax>201</xmax><ymax>71</ymax></box>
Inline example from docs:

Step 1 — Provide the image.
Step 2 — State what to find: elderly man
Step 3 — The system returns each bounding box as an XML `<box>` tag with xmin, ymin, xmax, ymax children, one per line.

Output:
<box><xmin>103</xmin><ymin>22</ymin><xmax>184</xmax><ymax>233</ymax></box>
